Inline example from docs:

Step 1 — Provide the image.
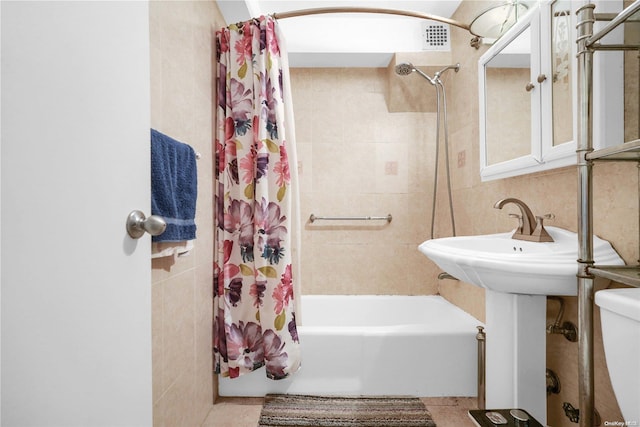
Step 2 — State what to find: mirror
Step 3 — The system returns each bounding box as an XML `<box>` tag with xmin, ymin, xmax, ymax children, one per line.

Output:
<box><xmin>484</xmin><ymin>24</ymin><xmax>533</xmax><ymax>166</ymax></box>
<box><xmin>479</xmin><ymin>7</ymin><xmax>541</xmax><ymax>181</ymax></box>
<box><xmin>550</xmin><ymin>0</ymin><xmax>573</xmax><ymax>147</ymax></box>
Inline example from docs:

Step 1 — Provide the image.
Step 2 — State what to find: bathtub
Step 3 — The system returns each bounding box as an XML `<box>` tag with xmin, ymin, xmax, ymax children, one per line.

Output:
<box><xmin>219</xmin><ymin>295</ymin><xmax>483</xmax><ymax>397</ymax></box>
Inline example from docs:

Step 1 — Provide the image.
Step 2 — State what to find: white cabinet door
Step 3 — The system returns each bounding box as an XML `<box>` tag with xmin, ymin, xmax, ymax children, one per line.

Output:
<box><xmin>479</xmin><ymin>0</ymin><xmax>623</xmax><ymax>182</ymax></box>
<box><xmin>1</xmin><ymin>2</ymin><xmax>152</xmax><ymax>425</ymax></box>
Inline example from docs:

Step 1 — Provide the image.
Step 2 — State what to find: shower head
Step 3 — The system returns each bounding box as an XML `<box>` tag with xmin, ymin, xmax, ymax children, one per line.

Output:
<box><xmin>394</xmin><ymin>63</ymin><xmax>415</xmax><ymax>76</ymax></box>
<box><xmin>394</xmin><ymin>62</ymin><xmax>436</xmax><ymax>85</ymax></box>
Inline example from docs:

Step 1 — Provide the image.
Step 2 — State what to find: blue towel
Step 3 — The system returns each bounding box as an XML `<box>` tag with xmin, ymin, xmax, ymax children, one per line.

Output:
<box><xmin>151</xmin><ymin>129</ymin><xmax>197</xmax><ymax>242</ymax></box>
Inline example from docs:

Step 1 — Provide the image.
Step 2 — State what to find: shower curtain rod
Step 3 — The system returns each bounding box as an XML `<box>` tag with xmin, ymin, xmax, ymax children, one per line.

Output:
<box><xmin>271</xmin><ymin>7</ymin><xmax>471</xmax><ymax>32</ymax></box>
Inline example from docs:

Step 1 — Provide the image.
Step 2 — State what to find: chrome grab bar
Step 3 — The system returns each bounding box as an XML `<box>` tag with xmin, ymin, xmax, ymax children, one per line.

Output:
<box><xmin>309</xmin><ymin>214</ymin><xmax>392</xmax><ymax>223</ymax></box>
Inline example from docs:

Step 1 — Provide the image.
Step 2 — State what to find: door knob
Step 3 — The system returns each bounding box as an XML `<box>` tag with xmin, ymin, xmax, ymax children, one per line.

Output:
<box><xmin>126</xmin><ymin>210</ymin><xmax>167</xmax><ymax>239</ymax></box>
<box><xmin>525</xmin><ymin>82</ymin><xmax>535</xmax><ymax>92</ymax></box>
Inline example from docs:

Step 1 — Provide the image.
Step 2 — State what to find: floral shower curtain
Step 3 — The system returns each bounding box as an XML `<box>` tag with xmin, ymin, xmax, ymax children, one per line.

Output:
<box><xmin>214</xmin><ymin>15</ymin><xmax>301</xmax><ymax>380</ymax></box>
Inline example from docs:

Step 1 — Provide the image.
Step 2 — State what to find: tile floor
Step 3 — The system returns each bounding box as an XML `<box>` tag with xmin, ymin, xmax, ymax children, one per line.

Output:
<box><xmin>201</xmin><ymin>396</ymin><xmax>478</xmax><ymax>427</ymax></box>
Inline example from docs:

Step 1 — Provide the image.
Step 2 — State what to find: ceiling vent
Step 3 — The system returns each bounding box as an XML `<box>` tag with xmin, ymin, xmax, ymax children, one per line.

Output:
<box><xmin>421</xmin><ymin>23</ymin><xmax>451</xmax><ymax>51</ymax></box>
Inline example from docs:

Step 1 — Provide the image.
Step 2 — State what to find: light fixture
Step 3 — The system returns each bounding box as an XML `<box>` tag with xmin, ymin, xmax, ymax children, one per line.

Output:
<box><xmin>469</xmin><ymin>1</ymin><xmax>529</xmax><ymax>39</ymax></box>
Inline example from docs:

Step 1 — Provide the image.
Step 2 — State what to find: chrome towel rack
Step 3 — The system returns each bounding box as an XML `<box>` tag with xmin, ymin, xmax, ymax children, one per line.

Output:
<box><xmin>309</xmin><ymin>214</ymin><xmax>392</xmax><ymax>223</ymax></box>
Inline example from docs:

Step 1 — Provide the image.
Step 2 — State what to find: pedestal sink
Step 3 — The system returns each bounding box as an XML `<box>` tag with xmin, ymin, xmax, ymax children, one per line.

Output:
<box><xmin>418</xmin><ymin>226</ymin><xmax>624</xmax><ymax>423</ymax></box>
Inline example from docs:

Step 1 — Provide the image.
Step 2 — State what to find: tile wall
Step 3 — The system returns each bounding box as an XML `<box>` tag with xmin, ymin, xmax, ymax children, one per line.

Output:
<box><xmin>149</xmin><ymin>1</ymin><xmax>224</xmax><ymax>425</ymax></box>
<box><xmin>290</xmin><ymin>67</ymin><xmax>442</xmax><ymax>296</ymax></box>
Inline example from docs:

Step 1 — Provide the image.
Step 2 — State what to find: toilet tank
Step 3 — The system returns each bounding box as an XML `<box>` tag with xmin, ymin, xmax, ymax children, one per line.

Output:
<box><xmin>595</xmin><ymin>288</ymin><xmax>640</xmax><ymax>424</ymax></box>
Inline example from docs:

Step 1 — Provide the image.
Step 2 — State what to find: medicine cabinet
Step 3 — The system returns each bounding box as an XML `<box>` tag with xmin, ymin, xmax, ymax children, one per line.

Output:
<box><xmin>478</xmin><ymin>0</ymin><xmax>623</xmax><ymax>181</ymax></box>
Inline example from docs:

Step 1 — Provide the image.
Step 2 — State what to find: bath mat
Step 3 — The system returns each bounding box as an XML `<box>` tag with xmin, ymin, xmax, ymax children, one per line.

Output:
<box><xmin>258</xmin><ymin>394</ymin><xmax>437</xmax><ymax>427</ymax></box>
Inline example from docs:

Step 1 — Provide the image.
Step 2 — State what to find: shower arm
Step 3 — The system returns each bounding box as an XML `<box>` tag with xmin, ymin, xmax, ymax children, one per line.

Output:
<box><xmin>414</xmin><ymin>68</ymin><xmax>438</xmax><ymax>86</ymax></box>
<box><xmin>435</xmin><ymin>64</ymin><xmax>461</xmax><ymax>80</ymax></box>
<box><xmin>271</xmin><ymin>7</ymin><xmax>471</xmax><ymax>33</ymax></box>
<box><xmin>396</xmin><ymin>63</ymin><xmax>460</xmax><ymax>86</ymax></box>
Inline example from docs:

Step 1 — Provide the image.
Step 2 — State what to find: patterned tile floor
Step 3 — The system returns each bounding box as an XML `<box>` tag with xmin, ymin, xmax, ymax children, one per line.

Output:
<box><xmin>201</xmin><ymin>396</ymin><xmax>478</xmax><ymax>427</ymax></box>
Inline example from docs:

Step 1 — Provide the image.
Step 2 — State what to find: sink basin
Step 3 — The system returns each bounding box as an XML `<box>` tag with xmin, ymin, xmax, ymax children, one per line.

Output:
<box><xmin>418</xmin><ymin>226</ymin><xmax>624</xmax><ymax>295</ymax></box>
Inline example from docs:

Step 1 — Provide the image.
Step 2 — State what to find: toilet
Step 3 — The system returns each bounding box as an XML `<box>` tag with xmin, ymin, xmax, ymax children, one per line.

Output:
<box><xmin>595</xmin><ymin>288</ymin><xmax>640</xmax><ymax>424</ymax></box>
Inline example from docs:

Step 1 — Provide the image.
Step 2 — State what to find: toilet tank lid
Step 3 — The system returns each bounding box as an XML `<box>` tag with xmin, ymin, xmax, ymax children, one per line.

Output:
<box><xmin>595</xmin><ymin>288</ymin><xmax>640</xmax><ymax>322</ymax></box>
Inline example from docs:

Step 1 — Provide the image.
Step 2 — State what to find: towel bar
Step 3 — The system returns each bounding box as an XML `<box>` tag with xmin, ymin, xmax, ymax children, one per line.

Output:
<box><xmin>309</xmin><ymin>214</ymin><xmax>392</xmax><ymax>223</ymax></box>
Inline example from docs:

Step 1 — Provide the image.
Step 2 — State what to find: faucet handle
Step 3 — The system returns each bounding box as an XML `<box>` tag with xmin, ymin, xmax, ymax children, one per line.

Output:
<box><xmin>535</xmin><ymin>214</ymin><xmax>555</xmax><ymax>228</ymax></box>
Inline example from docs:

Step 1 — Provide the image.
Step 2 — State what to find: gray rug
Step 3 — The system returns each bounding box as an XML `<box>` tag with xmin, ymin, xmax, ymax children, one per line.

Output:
<box><xmin>258</xmin><ymin>394</ymin><xmax>437</xmax><ymax>427</ymax></box>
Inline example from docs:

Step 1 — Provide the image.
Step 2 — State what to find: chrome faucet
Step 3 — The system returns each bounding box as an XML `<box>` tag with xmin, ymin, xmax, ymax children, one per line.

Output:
<box><xmin>493</xmin><ymin>198</ymin><xmax>554</xmax><ymax>242</ymax></box>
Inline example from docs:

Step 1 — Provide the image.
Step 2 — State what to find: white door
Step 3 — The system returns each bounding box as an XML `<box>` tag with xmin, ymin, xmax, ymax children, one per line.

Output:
<box><xmin>1</xmin><ymin>2</ymin><xmax>152</xmax><ymax>426</ymax></box>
